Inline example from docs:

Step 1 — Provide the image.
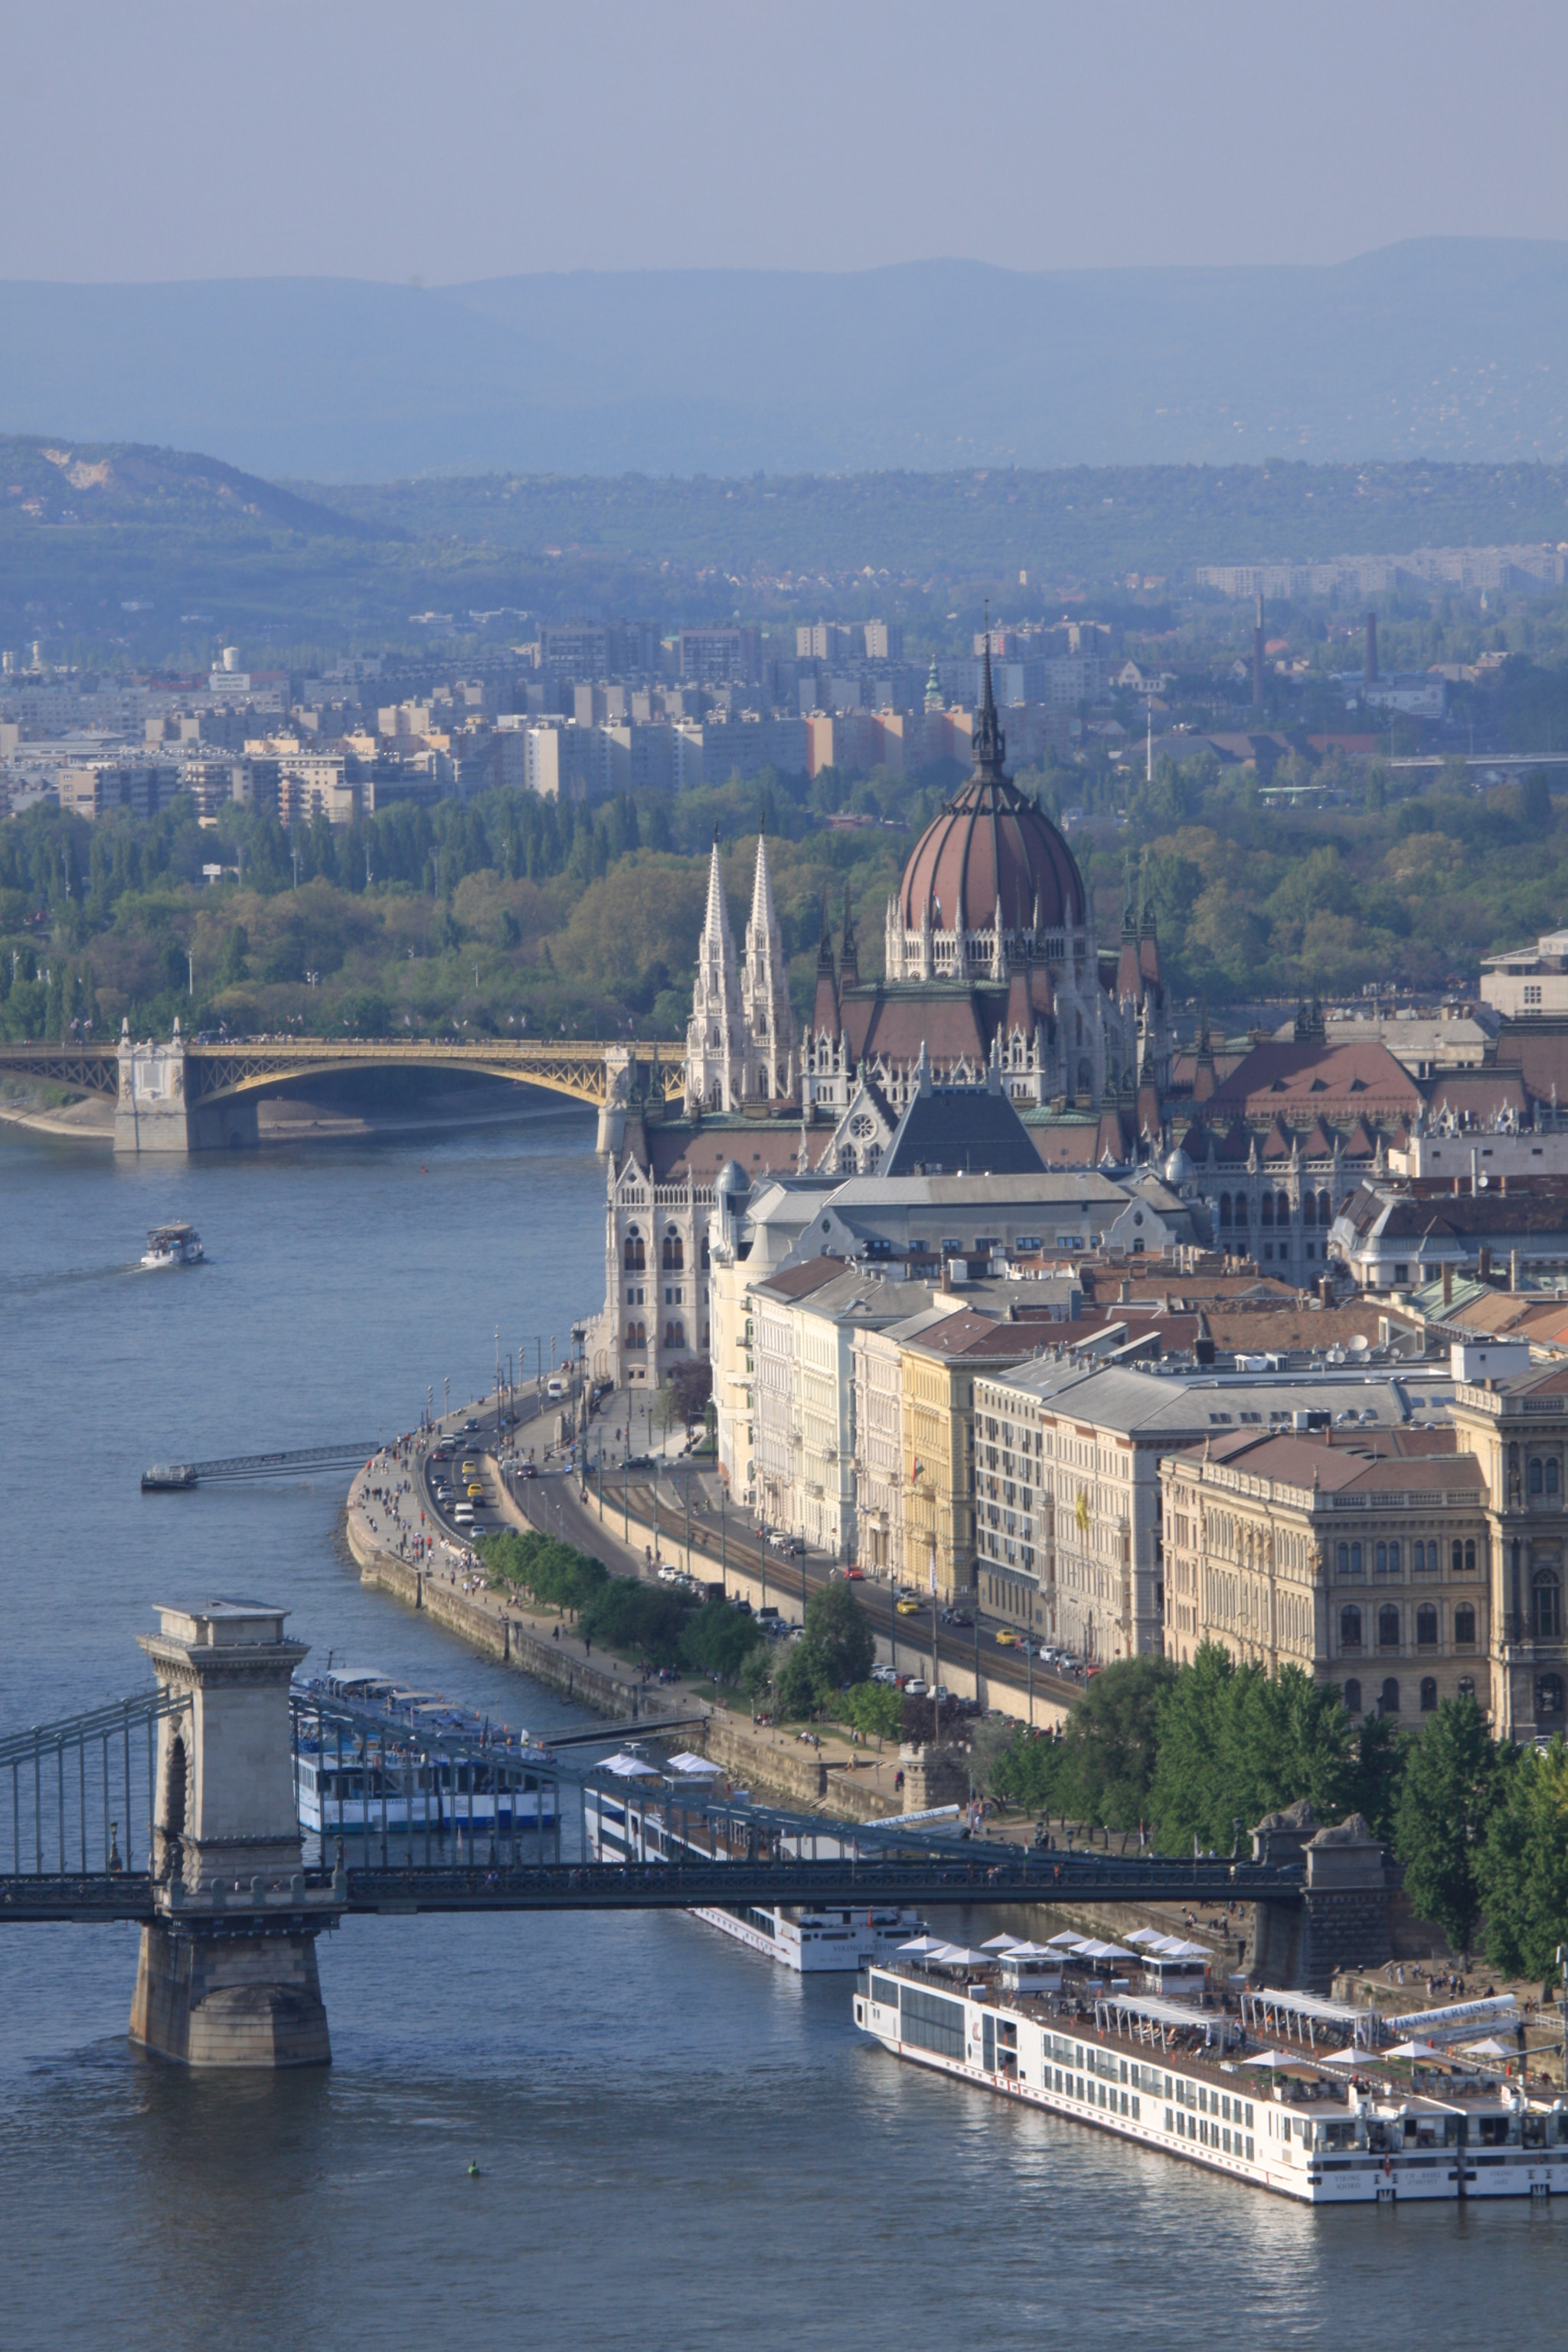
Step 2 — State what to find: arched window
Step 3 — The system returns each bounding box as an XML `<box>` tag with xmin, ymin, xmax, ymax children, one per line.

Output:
<box><xmin>1302</xmin><ymin>1193</ymin><xmax>1317</xmax><ymax>1228</ymax></box>
<box><xmin>1276</xmin><ymin>1191</ymin><xmax>1290</xmax><ymax>1227</ymax></box>
<box><xmin>1218</xmin><ymin>1194</ymin><xmax>1233</xmax><ymax>1229</ymax></box>
<box><xmin>701</xmin><ymin>1233</ymin><xmax>710</xmax><ymax>1270</ymax></box>
<box><xmin>1537</xmin><ymin>1672</ymin><xmax>1565</xmax><ymax>1719</ymax></box>
<box><xmin>1343</xmin><ymin>1677</ymin><xmax>1362</xmax><ymax>1716</ymax></box>
<box><xmin>1378</xmin><ymin>1603</ymin><xmax>1401</xmax><ymax>1648</ymax></box>
<box><xmin>1387</xmin><ymin>1540</ymin><xmax>1400</xmax><ymax>1574</ymax></box>
<box><xmin>1340</xmin><ymin>1604</ymin><xmax>1363</xmax><ymax>1650</ymax></box>
<box><xmin>1416</xmin><ymin>1604</ymin><xmax>1438</xmax><ymax>1648</ymax></box>
<box><xmin>1452</xmin><ymin>1540</ymin><xmax>1464</xmax><ymax>1576</ymax></box>
<box><xmin>1532</xmin><ymin>1567</ymin><xmax>1562</xmax><ymax>1640</ymax></box>
<box><xmin>1457</xmin><ymin>1675</ymin><xmax>1475</xmax><ymax>1701</ymax></box>
<box><xmin>624</xmin><ymin>1227</ymin><xmax>645</xmax><ymax>1270</ymax></box>
<box><xmin>1350</xmin><ymin>1541</ymin><xmax>1363</xmax><ymax>1578</ymax></box>
<box><xmin>662</xmin><ymin>1230</ymin><xmax>684</xmax><ymax>1271</ymax></box>
<box><xmin>1234</xmin><ymin>1194</ymin><xmax>1249</xmax><ymax>1227</ymax></box>
<box><xmin>1550</xmin><ymin>1459</ymin><xmax>1561</xmax><ymax>1497</ymax></box>
<box><xmin>1454</xmin><ymin>1604</ymin><xmax>1476</xmax><ymax>1646</ymax></box>
<box><xmin>1420</xmin><ymin>1677</ymin><xmax>1438</xmax><ymax>1713</ymax></box>
<box><xmin>627</xmin><ymin>1322</ymin><xmax>645</xmax><ymax>1350</ymax></box>
<box><xmin>1317</xmin><ymin>1189</ymin><xmax>1332</xmax><ymax>1225</ymax></box>
<box><xmin>1530</xmin><ymin>1458</ymin><xmax>1544</xmax><ymax>1496</ymax></box>
<box><xmin>1380</xmin><ymin>1677</ymin><xmax>1401</xmax><ymax>1715</ymax></box>
<box><xmin>1261</xmin><ymin>1193</ymin><xmax>1274</xmax><ymax>1228</ymax></box>
<box><xmin>1466</xmin><ymin>1538</ymin><xmax>1479</xmax><ymax>1575</ymax></box>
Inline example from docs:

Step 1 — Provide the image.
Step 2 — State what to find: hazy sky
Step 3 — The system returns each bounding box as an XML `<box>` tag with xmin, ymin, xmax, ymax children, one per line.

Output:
<box><xmin>6</xmin><ymin>0</ymin><xmax>1566</xmax><ymax>283</ymax></box>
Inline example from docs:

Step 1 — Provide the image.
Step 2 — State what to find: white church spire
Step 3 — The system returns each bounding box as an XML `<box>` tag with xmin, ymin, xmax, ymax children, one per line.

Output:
<box><xmin>685</xmin><ymin>832</ymin><xmax>746</xmax><ymax>1113</ymax></box>
<box><xmin>742</xmin><ymin>830</ymin><xmax>797</xmax><ymax>1102</ymax></box>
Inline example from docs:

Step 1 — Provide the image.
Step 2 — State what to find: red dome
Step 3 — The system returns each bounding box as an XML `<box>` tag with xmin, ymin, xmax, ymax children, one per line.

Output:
<box><xmin>900</xmin><ymin>770</ymin><xmax>1087</xmax><ymax>936</ymax></box>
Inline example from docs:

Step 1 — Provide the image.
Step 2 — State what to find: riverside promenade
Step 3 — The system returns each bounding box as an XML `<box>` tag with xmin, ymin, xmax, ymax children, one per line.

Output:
<box><xmin>343</xmin><ymin>1403</ymin><xmax>916</xmax><ymax>1820</ymax></box>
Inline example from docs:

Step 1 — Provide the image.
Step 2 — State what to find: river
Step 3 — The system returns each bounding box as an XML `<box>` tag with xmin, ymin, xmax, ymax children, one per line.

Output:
<box><xmin>1</xmin><ymin>1109</ymin><xmax>1562</xmax><ymax>2349</ymax></box>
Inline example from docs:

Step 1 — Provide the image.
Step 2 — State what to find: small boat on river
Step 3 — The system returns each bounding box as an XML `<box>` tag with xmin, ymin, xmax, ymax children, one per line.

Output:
<box><xmin>292</xmin><ymin>1668</ymin><xmax>558</xmax><ymax>1837</ymax></box>
<box><xmin>142</xmin><ymin>1222</ymin><xmax>204</xmax><ymax>1269</ymax></box>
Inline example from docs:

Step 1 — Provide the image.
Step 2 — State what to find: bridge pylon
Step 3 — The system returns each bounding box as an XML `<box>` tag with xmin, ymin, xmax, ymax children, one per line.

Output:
<box><xmin>129</xmin><ymin>1600</ymin><xmax>335</xmax><ymax>2068</ymax></box>
<box><xmin>116</xmin><ymin>1018</ymin><xmax>258</xmax><ymax>1154</ymax></box>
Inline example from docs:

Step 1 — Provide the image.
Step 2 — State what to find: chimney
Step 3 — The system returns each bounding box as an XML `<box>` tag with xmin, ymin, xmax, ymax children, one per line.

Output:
<box><xmin>1510</xmin><ymin>1248</ymin><xmax>1521</xmax><ymax>1293</ymax></box>
<box><xmin>1365</xmin><ymin>611</ymin><xmax>1379</xmax><ymax>685</ymax></box>
<box><xmin>1478</xmin><ymin>1244</ymin><xmax>1492</xmax><ymax>1282</ymax></box>
<box><xmin>1119</xmin><ymin>1278</ymin><xmax>1132</xmax><ymax>1302</ymax></box>
<box><xmin>1253</xmin><ymin>592</ymin><xmax>1266</xmax><ymax>709</ymax></box>
<box><xmin>1442</xmin><ymin>1263</ymin><xmax>1454</xmax><ymax>1308</ymax></box>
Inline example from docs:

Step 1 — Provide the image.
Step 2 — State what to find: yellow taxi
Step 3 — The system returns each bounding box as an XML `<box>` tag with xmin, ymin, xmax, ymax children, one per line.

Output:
<box><xmin>895</xmin><ymin>1596</ymin><xmax>921</xmax><ymax>1615</ymax></box>
<box><xmin>466</xmin><ymin>1481</ymin><xmax>485</xmax><ymax>1500</ymax></box>
<box><xmin>460</xmin><ymin>1459</ymin><xmax>479</xmax><ymax>1478</ymax></box>
<box><xmin>995</xmin><ymin>1627</ymin><xmax>1023</xmax><ymax>1646</ymax></box>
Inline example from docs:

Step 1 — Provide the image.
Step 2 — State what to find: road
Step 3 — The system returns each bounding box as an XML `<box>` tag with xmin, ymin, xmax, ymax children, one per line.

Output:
<box><xmin>409</xmin><ymin>1382</ymin><xmax>1094</xmax><ymax>1724</ymax></box>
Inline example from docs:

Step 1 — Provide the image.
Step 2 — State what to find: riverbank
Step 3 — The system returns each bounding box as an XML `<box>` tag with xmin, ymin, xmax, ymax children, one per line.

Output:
<box><xmin>0</xmin><ymin>1076</ymin><xmax>573</xmax><ymax>1148</ymax></box>
<box><xmin>346</xmin><ymin>1436</ymin><xmax>930</xmax><ymax>1818</ymax></box>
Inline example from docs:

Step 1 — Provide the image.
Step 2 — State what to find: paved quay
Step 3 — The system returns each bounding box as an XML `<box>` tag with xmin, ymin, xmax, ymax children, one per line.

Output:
<box><xmin>343</xmin><ymin>1386</ymin><xmax>932</xmax><ymax>1818</ymax></box>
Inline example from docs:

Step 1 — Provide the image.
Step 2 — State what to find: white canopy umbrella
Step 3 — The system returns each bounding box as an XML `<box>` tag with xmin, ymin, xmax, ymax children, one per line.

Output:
<box><xmin>1314</xmin><ymin>2047</ymin><xmax>1363</xmax><ymax>2065</ymax></box>
<box><xmin>665</xmin><ymin>1753</ymin><xmax>722</xmax><ymax>1775</ymax></box>
<box><xmin>898</xmin><ymin>1936</ymin><xmax>948</xmax><ymax>1955</ymax></box>
<box><xmin>1384</xmin><ymin>2039</ymin><xmax>1447</xmax><ymax>2061</ymax></box>
<box><xmin>1122</xmin><ymin>1928</ymin><xmax>1164</xmax><ymax>1946</ymax></box>
<box><xmin>1000</xmin><ymin>1942</ymin><xmax>1060</xmax><ymax>1962</ymax></box>
<box><xmin>932</xmin><ymin>1945</ymin><xmax>992</xmax><ymax>1968</ymax></box>
<box><xmin>1456</xmin><ymin>2037</ymin><xmax>1515</xmax><ymax>2059</ymax></box>
<box><xmin>1047</xmin><ymin>1930</ymin><xmax>1088</xmax><ymax>1949</ymax></box>
<box><xmin>982</xmin><ymin>1933</ymin><xmax>1024</xmax><ymax>1952</ymax></box>
<box><xmin>1240</xmin><ymin>2049</ymin><xmax>1303</xmax><ymax>2067</ymax></box>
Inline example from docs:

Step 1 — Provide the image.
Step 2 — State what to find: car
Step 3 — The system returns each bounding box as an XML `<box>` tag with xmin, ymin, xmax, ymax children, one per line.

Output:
<box><xmin>463</xmin><ymin>1418</ymin><xmax>479</xmax><ymax>1432</ymax></box>
<box><xmin>995</xmin><ymin>1628</ymin><xmax>1023</xmax><ymax>1646</ymax></box>
<box><xmin>871</xmin><ymin>1664</ymin><xmax>899</xmax><ymax>1685</ymax></box>
<box><xmin>453</xmin><ymin>1507</ymin><xmax>474</xmax><ymax>1524</ymax></box>
<box><xmin>519</xmin><ymin>1462</ymin><xmax>537</xmax><ymax>1478</ymax></box>
<box><xmin>895</xmin><ymin>1597</ymin><xmax>921</xmax><ymax>1615</ymax></box>
<box><xmin>656</xmin><ymin>1564</ymin><xmax>681</xmax><ymax>1583</ymax></box>
<box><xmin>903</xmin><ymin>1678</ymin><xmax>929</xmax><ymax>1698</ymax></box>
<box><xmin>466</xmin><ymin>1481</ymin><xmax>485</xmax><ymax>1498</ymax></box>
<box><xmin>844</xmin><ymin>1566</ymin><xmax>865</xmax><ymax>1580</ymax></box>
<box><xmin>942</xmin><ymin>1609</ymin><xmax>974</xmax><ymax>1628</ymax></box>
<box><xmin>546</xmin><ymin>1378</ymin><xmax>567</xmax><ymax>1400</ymax></box>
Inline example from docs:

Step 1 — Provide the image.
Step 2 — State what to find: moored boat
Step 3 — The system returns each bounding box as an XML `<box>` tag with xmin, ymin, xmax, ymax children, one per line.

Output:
<box><xmin>854</xmin><ymin>1965</ymin><xmax>1568</xmax><ymax>2203</ymax></box>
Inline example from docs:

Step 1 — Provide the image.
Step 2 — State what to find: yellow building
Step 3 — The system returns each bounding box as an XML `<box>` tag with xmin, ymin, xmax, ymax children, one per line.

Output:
<box><xmin>899</xmin><ymin>1310</ymin><xmax>1036</xmax><ymax>1599</ymax></box>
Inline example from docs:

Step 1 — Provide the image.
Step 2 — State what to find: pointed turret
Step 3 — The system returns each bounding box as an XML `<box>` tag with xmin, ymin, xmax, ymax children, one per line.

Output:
<box><xmin>812</xmin><ymin>892</ymin><xmax>841</xmax><ymax>1040</ymax></box>
<box><xmin>972</xmin><ymin>616</ymin><xmax>1006</xmax><ymax>776</ymax></box>
<box><xmin>1193</xmin><ymin>1006</ymin><xmax>1217</xmax><ymax>1104</ymax></box>
<box><xmin>1116</xmin><ymin>851</ymin><xmax>1143</xmax><ymax>1006</ymax></box>
<box><xmin>740</xmin><ymin>828</ymin><xmax>797</xmax><ymax>1102</ymax></box>
<box><xmin>840</xmin><ymin>884</ymin><xmax>860</xmax><ymax>988</ymax></box>
<box><xmin>924</xmin><ymin>655</ymin><xmax>943</xmax><ymax>714</ymax></box>
<box><xmin>685</xmin><ymin>830</ymin><xmax>746</xmax><ymax>1113</ymax></box>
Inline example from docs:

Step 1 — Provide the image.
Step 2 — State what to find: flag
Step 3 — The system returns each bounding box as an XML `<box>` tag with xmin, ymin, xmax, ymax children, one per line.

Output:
<box><xmin>1075</xmin><ymin>1486</ymin><xmax>1089</xmax><ymax>1534</ymax></box>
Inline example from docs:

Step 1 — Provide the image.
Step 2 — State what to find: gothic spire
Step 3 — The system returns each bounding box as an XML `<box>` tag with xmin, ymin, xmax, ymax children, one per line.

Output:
<box><xmin>973</xmin><ymin>598</ymin><xmax>1005</xmax><ymax>775</ymax></box>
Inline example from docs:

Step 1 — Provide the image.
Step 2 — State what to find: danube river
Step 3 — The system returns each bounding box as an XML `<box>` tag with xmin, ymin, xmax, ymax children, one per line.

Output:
<box><xmin>1</xmin><ymin>1109</ymin><xmax>1563</xmax><ymax>2350</ymax></box>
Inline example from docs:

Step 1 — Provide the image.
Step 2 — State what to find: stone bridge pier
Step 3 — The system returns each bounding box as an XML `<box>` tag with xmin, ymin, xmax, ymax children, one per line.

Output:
<box><xmin>115</xmin><ymin>1020</ymin><xmax>257</xmax><ymax>1154</ymax></box>
<box><xmin>129</xmin><ymin>1600</ymin><xmax>335</xmax><ymax>2067</ymax></box>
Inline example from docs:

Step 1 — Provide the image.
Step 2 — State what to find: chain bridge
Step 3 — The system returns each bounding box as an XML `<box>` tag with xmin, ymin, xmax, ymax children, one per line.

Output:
<box><xmin>0</xmin><ymin>1027</ymin><xmax>688</xmax><ymax>1152</ymax></box>
<box><xmin>0</xmin><ymin>1601</ymin><xmax>1305</xmax><ymax>2068</ymax></box>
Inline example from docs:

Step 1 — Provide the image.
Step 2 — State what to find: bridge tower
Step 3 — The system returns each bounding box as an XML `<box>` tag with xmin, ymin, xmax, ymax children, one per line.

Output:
<box><xmin>129</xmin><ymin>1600</ymin><xmax>335</xmax><ymax>2067</ymax></box>
<box><xmin>115</xmin><ymin>1018</ymin><xmax>258</xmax><ymax>1154</ymax></box>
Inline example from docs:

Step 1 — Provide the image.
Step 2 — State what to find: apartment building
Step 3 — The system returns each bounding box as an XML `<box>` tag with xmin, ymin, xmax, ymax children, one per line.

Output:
<box><xmin>970</xmin><ymin>1357</ymin><xmax>1453</xmax><ymax>1664</ymax></box>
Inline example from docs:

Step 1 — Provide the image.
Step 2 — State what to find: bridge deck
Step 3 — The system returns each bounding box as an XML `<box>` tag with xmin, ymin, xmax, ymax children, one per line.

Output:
<box><xmin>0</xmin><ymin>1854</ymin><xmax>1302</xmax><ymax>1924</ymax></box>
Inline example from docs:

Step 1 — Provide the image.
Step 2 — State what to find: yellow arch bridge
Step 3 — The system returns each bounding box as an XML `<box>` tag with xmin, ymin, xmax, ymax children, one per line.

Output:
<box><xmin>0</xmin><ymin>1033</ymin><xmax>687</xmax><ymax>1153</ymax></box>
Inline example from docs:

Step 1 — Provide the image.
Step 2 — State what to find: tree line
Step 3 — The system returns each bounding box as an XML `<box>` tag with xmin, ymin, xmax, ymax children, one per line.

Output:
<box><xmin>988</xmin><ymin>1641</ymin><xmax>1568</xmax><ymax>1981</ymax></box>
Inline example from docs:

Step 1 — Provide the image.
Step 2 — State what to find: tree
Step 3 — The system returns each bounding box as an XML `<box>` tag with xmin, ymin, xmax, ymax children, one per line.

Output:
<box><xmin>1477</xmin><ymin>1740</ymin><xmax>1568</xmax><ymax>1982</ymax></box>
<box><xmin>1050</xmin><ymin>1655</ymin><xmax>1176</xmax><ymax>1832</ymax></box>
<box><xmin>802</xmin><ymin>1579</ymin><xmax>875</xmax><ymax>1689</ymax></box>
<box><xmin>1392</xmin><ymin>1695</ymin><xmax>1501</xmax><ymax>1955</ymax></box>
<box><xmin>1148</xmin><ymin>1645</ymin><xmax>1357</xmax><ymax>1855</ymax></box>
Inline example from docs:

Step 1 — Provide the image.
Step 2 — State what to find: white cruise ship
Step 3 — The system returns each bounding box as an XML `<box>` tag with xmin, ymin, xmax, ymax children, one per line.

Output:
<box><xmin>854</xmin><ymin>1968</ymin><xmax>1568</xmax><ymax>2203</ymax></box>
<box><xmin>293</xmin><ymin>1670</ymin><xmax>557</xmax><ymax>1838</ymax></box>
<box><xmin>583</xmin><ymin>1758</ymin><xmax>920</xmax><ymax>1972</ymax></box>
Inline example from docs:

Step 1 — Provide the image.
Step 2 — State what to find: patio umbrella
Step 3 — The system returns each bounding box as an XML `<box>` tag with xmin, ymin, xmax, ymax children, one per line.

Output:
<box><xmin>897</xmin><ymin>1936</ymin><xmax>948</xmax><ymax>1955</ymax></box>
<box><xmin>932</xmin><ymin>1945</ymin><xmax>991</xmax><ymax>1968</ymax></box>
<box><xmin>1000</xmin><ymin>1942</ymin><xmax>1059</xmax><ymax>1962</ymax></box>
<box><xmin>1122</xmin><ymin>1928</ymin><xmax>1163</xmax><ymax>1945</ymax></box>
<box><xmin>1384</xmin><ymin>2039</ymin><xmax>1446</xmax><ymax>2061</ymax></box>
<box><xmin>1240</xmin><ymin>2049</ymin><xmax>1302</xmax><ymax>2067</ymax></box>
<box><xmin>1047</xmin><ymin>1930</ymin><xmax>1087</xmax><ymax>1949</ymax></box>
<box><xmin>1455</xmin><ymin>2037</ymin><xmax>1514</xmax><ymax>2058</ymax></box>
<box><xmin>982</xmin><ymin>1933</ymin><xmax>1024</xmax><ymax>1952</ymax></box>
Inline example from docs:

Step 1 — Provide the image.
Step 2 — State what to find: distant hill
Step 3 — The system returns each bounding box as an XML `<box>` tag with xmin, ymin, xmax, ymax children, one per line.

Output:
<box><xmin>4</xmin><ymin>241</ymin><xmax>1568</xmax><ymax>482</ymax></box>
<box><xmin>0</xmin><ymin>436</ymin><xmax>368</xmax><ymax>537</ymax></box>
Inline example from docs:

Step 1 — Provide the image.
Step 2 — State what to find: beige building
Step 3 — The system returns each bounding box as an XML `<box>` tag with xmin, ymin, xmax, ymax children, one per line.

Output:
<box><xmin>1449</xmin><ymin>1355</ymin><xmax>1568</xmax><ymax>1741</ymax></box>
<box><xmin>1159</xmin><ymin>1429</ymin><xmax>1488</xmax><ymax>1720</ymax></box>
<box><xmin>971</xmin><ymin>1357</ymin><xmax>1453</xmax><ymax>1665</ymax></box>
